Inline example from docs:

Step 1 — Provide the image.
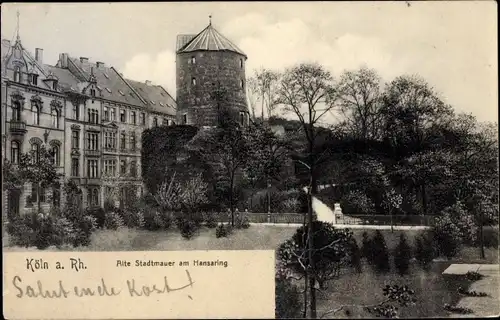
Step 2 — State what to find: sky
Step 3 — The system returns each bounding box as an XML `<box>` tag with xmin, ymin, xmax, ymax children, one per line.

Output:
<box><xmin>1</xmin><ymin>2</ymin><xmax>498</xmax><ymax>122</ymax></box>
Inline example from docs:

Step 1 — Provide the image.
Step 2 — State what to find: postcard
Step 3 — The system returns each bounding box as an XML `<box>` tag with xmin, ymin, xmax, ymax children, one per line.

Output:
<box><xmin>2</xmin><ymin>1</ymin><xmax>499</xmax><ymax>319</ymax></box>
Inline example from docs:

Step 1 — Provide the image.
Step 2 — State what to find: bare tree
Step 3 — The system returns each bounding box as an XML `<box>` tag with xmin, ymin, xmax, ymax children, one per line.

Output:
<box><xmin>277</xmin><ymin>62</ymin><xmax>337</xmax><ymax>319</ymax></box>
<box><xmin>248</xmin><ymin>68</ymin><xmax>281</xmax><ymax>119</ymax></box>
<box><xmin>246</xmin><ymin>77</ymin><xmax>259</xmax><ymax>120</ymax></box>
<box><xmin>337</xmin><ymin>67</ymin><xmax>384</xmax><ymax>140</ymax></box>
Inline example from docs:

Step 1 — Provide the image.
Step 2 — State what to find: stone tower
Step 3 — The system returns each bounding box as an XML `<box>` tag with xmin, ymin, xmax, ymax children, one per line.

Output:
<box><xmin>176</xmin><ymin>19</ymin><xmax>248</xmax><ymax>127</ymax></box>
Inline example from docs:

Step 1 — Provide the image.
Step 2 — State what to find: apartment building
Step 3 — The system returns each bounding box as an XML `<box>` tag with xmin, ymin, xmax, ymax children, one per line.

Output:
<box><xmin>1</xmin><ymin>35</ymin><xmax>176</xmax><ymax>216</ymax></box>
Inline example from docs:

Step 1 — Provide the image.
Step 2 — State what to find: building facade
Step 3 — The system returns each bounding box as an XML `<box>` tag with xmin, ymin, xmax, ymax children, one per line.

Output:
<box><xmin>176</xmin><ymin>21</ymin><xmax>249</xmax><ymax>127</ymax></box>
<box><xmin>1</xmin><ymin>34</ymin><xmax>177</xmax><ymax>216</ymax></box>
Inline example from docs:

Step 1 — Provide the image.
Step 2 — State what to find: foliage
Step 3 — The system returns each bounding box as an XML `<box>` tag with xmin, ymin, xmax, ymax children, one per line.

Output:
<box><xmin>361</xmin><ymin>231</ymin><xmax>373</xmax><ymax>262</ymax></box>
<box><xmin>371</xmin><ymin>230</ymin><xmax>391</xmax><ymax>273</ymax></box>
<box><xmin>348</xmin><ymin>237</ymin><xmax>362</xmax><ymax>273</ymax></box>
<box><xmin>141</xmin><ymin>125</ymin><xmax>199</xmax><ymax>194</ymax></box>
<box><xmin>277</xmin><ymin>221</ymin><xmax>355</xmax><ymax>289</ymax></box>
<box><xmin>248</xmin><ymin>189</ymin><xmax>307</xmax><ymax>213</ymax></box>
<box><xmin>465</xmin><ymin>271</ymin><xmax>483</xmax><ymax>281</ymax></box>
<box><xmin>414</xmin><ymin>232</ymin><xmax>435</xmax><ymax>269</ymax></box>
<box><xmin>203</xmin><ymin>212</ymin><xmax>218</xmax><ymax>228</ymax></box>
<box><xmin>2</xmin><ymin>159</ymin><xmax>24</xmax><ymax>190</ymax></box>
<box><xmin>85</xmin><ymin>207</ymin><xmax>106</xmax><ymax>229</ymax></box>
<box><xmin>215</xmin><ymin>223</ymin><xmax>233</xmax><ymax>238</ymax></box>
<box><xmin>443</xmin><ymin>304</ymin><xmax>474</xmax><ymax>314</ymax></box>
<box><xmin>365</xmin><ymin>285</ymin><xmax>417</xmax><ymax>318</ymax></box>
<box><xmin>340</xmin><ymin>190</ymin><xmax>376</xmax><ymax>215</ymax></box>
<box><xmin>457</xmin><ymin>287</ymin><xmax>488</xmax><ymax>297</ymax></box>
<box><xmin>103</xmin><ymin>211</ymin><xmax>124</xmax><ymax>230</ymax></box>
<box><xmin>234</xmin><ymin>213</ymin><xmax>250</xmax><ymax>229</ymax></box>
<box><xmin>275</xmin><ymin>272</ymin><xmax>302</xmax><ymax>319</ymax></box>
<box><xmin>179</xmin><ymin>173</ymin><xmax>209</xmax><ymax>212</ymax></box>
<box><xmin>142</xmin><ymin>209</ymin><xmax>173</xmax><ymax>231</ymax></box>
<box><xmin>393</xmin><ymin>233</ymin><xmax>412</xmax><ymax>275</ymax></box>
<box><xmin>176</xmin><ymin>217</ymin><xmax>198</xmax><ymax>240</ymax></box>
<box><xmin>119</xmin><ymin>209</ymin><xmax>145</xmax><ymax>229</ymax></box>
<box><xmin>154</xmin><ymin>172</ymin><xmax>182</xmax><ymax>212</ymax></box>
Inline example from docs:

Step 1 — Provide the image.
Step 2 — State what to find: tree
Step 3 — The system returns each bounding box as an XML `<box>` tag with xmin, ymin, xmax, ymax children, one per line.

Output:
<box><xmin>371</xmin><ymin>230</ymin><xmax>391</xmax><ymax>273</ymax></box>
<box><xmin>394</xmin><ymin>233</ymin><xmax>412</xmax><ymax>275</ymax></box>
<box><xmin>337</xmin><ymin>67</ymin><xmax>384</xmax><ymax>141</ymax></box>
<box><xmin>278</xmin><ymin>221</ymin><xmax>355</xmax><ymax>318</ymax></box>
<box><xmin>245</xmin><ymin>122</ymin><xmax>290</xmax><ymax>212</ymax></box>
<box><xmin>277</xmin><ymin>63</ymin><xmax>337</xmax><ymax>318</ymax></box>
<box><xmin>17</xmin><ymin>145</ymin><xmax>61</xmax><ymax>213</ymax></box>
<box><xmin>248</xmin><ymin>68</ymin><xmax>280</xmax><ymax>119</ymax></box>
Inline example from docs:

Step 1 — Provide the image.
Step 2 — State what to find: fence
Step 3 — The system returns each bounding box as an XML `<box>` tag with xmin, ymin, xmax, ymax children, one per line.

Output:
<box><xmin>335</xmin><ymin>214</ymin><xmax>436</xmax><ymax>226</ymax></box>
<box><xmin>217</xmin><ymin>212</ymin><xmax>305</xmax><ymax>224</ymax></box>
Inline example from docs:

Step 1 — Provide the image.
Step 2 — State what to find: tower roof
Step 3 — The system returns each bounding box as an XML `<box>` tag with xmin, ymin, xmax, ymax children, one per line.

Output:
<box><xmin>177</xmin><ymin>23</ymin><xmax>246</xmax><ymax>58</ymax></box>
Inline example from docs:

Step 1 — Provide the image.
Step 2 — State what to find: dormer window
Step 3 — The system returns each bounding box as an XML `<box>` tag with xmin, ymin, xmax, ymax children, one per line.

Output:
<box><xmin>90</xmin><ymin>88</ymin><xmax>96</xmax><ymax>97</ymax></box>
<box><xmin>29</xmin><ymin>74</ymin><xmax>38</xmax><ymax>86</ymax></box>
<box><xmin>191</xmin><ymin>78</ymin><xmax>196</xmax><ymax>86</ymax></box>
<box><xmin>53</xmin><ymin>81</ymin><xmax>58</xmax><ymax>90</ymax></box>
<box><xmin>191</xmin><ymin>56</ymin><xmax>196</xmax><ymax>64</ymax></box>
<box><xmin>13</xmin><ymin>67</ymin><xmax>21</xmax><ymax>83</ymax></box>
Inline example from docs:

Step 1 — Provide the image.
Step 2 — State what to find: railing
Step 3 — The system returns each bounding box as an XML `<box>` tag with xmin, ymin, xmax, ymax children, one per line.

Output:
<box><xmin>335</xmin><ymin>214</ymin><xmax>436</xmax><ymax>226</ymax></box>
<box><xmin>217</xmin><ymin>212</ymin><xmax>305</xmax><ymax>224</ymax></box>
<box><xmin>84</xmin><ymin>149</ymin><xmax>101</xmax><ymax>157</ymax></box>
<box><xmin>9</xmin><ymin>121</ymin><xmax>27</xmax><ymax>133</ymax></box>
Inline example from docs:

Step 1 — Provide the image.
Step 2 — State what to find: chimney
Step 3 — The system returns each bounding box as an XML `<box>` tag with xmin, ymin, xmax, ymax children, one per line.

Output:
<box><xmin>96</xmin><ymin>61</ymin><xmax>105</xmax><ymax>68</ymax></box>
<box><xmin>58</xmin><ymin>53</ymin><xmax>68</xmax><ymax>68</ymax></box>
<box><xmin>145</xmin><ymin>80</ymin><xmax>152</xmax><ymax>86</ymax></box>
<box><xmin>35</xmin><ymin>48</ymin><xmax>43</xmax><ymax>64</ymax></box>
<box><xmin>80</xmin><ymin>57</ymin><xmax>89</xmax><ymax>63</ymax></box>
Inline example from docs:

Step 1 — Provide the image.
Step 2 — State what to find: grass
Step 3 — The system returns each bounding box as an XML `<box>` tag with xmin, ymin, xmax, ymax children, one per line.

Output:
<box><xmin>4</xmin><ymin>224</ymin><xmax>498</xmax><ymax>318</ymax></box>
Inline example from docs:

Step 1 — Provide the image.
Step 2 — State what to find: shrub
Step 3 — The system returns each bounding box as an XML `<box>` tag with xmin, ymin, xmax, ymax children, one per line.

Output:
<box><xmin>340</xmin><ymin>190</ymin><xmax>376</xmax><ymax>215</ymax></box>
<box><xmin>371</xmin><ymin>230</ymin><xmax>390</xmax><ymax>273</ymax></box>
<box><xmin>103</xmin><ymin>211</ymin><xmax>124</xmax><ymax>230</ymax></box>
<box><xmin>215</xmin><ymin>223</ymin><xmax>232</xmax><ymax>238</ymax></box>
<box><xmin>433</xmin><ymin>212</ymin><xmax>463</xmax><ymax>259</ymax></box>
<box><xmin>85</xmin><ymin>207</ymin><xmax>106</xmax><ymax>229</ymax></box>
<box><xmin>348</xmin><ymin>238</ymin><xmax>362</xmax><ymax>273</ymax></box>
<box><xmin>203</xmin><ymin>212</ymin><xmax>218</xmax><ymax>228</ymax></box>
<box><xmin>443</xmin><ymin>304</ymin><xmax>473</xmax><ymax>314</ymax></box>
<box><xmin>176</xmin><ymin>217</ymin><xmax>198</xmax><ymax>239</ymax></box>
<box><xmin>71</xmin><ymin>214</ymin><xmax>97</xmax><ymax>247</ymax></box>
<box><xmin>235</xmin><ymin>214</ymin><xmax>250</xmax><ymax>229</ymax></box>
<box><xmin>414</xmin><ymin>232</ymin><xmax>435</xmax><ymax>269</ymax></box>
<box><xmin>394</xmin><ymin>233</ymin><xmax>412</xmax><ymax>275</ymax></box>
<box><xmin>247</xmin><ymin>189</ymin><xmax>307</xmax><ymax>213</ymax></box>
<box><xmin>275</xmin><ymin>274</ymin><xmax>302</xmax><ymax>319</ymax></box>
<box><xmin>457</xmin><ymin>287</ymin><xmax>488</xmax><ymax>297</ymax></box>
<box><xmin>143</xmin><ymin>209</ymin><xmax>173</xmax><ymax>231</ymax></box>
<box><xmin>465</xmin><ymin>271</ymin><xmax>483</xmax><ymax>281</ymax></box>
<box><xmin>361</xmin><ymin>231</ymin><xmax>373</xmax><ymax>262</ymax></box>
<box><xmin>120</xmin><ymin>209</ymin><xmax>145</xmax><ymax>229</ymax></box>
<box><xmin>281</xmin><ymin>198</ymin><xmax>300</xmax><ymax>213</ymax></box>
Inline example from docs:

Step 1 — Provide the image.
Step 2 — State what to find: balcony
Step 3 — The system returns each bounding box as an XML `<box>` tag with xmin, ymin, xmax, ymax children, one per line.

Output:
<box><xmin>81</xmin><ymin>177</ymin><xmax>101</xmax><ymax>185</ymax></box>
<box><xmin>84</xmin><ymin>149</ymin><xmax>101</xmax><ymax>157</ymax></box>
<box><xmin>9</xmin><ymin>121</ymin><xmax>27</xmax><ymax>135</ymax></box>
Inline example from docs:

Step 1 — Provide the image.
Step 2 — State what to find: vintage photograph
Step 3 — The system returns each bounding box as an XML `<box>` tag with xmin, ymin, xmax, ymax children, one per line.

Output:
<box><xmin>1</xmin><ymin>1</ymin><xmax>499</xmax><ymax>319</ymax></box>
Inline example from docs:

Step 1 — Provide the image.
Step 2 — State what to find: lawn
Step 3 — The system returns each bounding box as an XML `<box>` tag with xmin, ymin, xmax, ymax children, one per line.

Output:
<box><xmin>4</xmin><ymin>224</ymin><xmax>498</xmax><ymax>318</ymax></box>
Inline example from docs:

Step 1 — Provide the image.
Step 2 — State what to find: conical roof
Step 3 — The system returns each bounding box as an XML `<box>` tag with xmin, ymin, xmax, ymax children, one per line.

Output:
<box><xmin>177</xmin><ymin>23</ymin><xmax>246</xmax><ymax>58</ymax></box>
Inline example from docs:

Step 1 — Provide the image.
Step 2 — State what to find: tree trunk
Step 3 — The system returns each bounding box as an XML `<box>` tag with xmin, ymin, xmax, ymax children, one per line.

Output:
<box><xmin>230</xmin><ymin>174</ymin><xmax>235</xmax><ymax>227</ymax></box>
<box><xmin>267</xmin><ymin>175</ymin><xmax>271</xmax><ymax>214</ymax></box>
<box><xmin>479</xmin><ymin>202</ymin><xmax>485</xmax><ymax>259</ymax></box>
<box><xmin>307</xmin><ymin>171</ymin><xmax>316</xmax><ymax>319</ymax></box>
<box><xmin>422</xmin><ymin>184</ymin><xmax>427</xmax><ymax>215</ymax></box>
<box><xmin>303</xmin><ymin>273</ymin><xmax>308</xmax><ymax>318</ymax></box>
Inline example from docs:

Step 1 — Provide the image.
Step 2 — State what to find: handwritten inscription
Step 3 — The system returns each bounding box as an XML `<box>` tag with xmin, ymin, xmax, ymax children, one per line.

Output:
<box><xmin>11</xmin><ymin>270</ymin><xmax>194</xmax><ymax>299</ymax></box>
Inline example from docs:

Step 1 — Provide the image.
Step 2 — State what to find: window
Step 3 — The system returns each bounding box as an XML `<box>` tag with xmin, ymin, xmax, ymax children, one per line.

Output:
<box><xmin>29</xmin><ymin>74</ymin><xmax>38</xmax><ymax>86</ymax></box>
<box><xmin>110</xmin><ymin>108</ymin><xmax>116</xmax><ymax>121</ymax></box>
<box><xmin>11</xmin><ymin>141</ymin><xmax>20</xmax><ymax>164</ymax></box>
<box><xmin>53</xmin><ymin>81</ymin><xmax>58</xmax><ymax>91</ymax></box>
<box><xmin>86</xmin><ymin>132</ymin><xmax>99</xmax><ymax>150</ymax></box>
<box><xmin>72</xmin><ymin>130</ymin><xmax>80</xmax><ymax>149</ymax></box>
<box><xmin>32</xmin><ymin>103</ymin><xmax>40</xmax><ymax>125</ymax></box>
<box><xmin>51</xmin><ymin>109</ymin><xmax>60</xmax><ymax>128</ymax></box>
<box><xmin>239</xmin><ymin>112</ymin><xmax>245</xmax><ymax>126</ymax></box>
<box><xmin>88</xmin><ymin>187</ymin><xmax>99</xmax><ymax>206</ymax></box>
<box><xmin>87</xmin><ymin>108</ymin><xmax>99</xmax><ymax>124</ymax></box>
<box><xmin>11</xmin><ymin>101</ymin><xmax>21</xmax><ymax>121</ymax></box>
<box><xmin>104</xmin><ymin>132</ymin><xmax>117</xmax><ymax>150</ymax></box>
<box><xmin>103</xmin><ymin>107</ymin><xmax>109</xmax><ymax>121</ymax></box>
<box><xmin>191</xmin><ymin>56</ymin><xmax>196</xmax><ymax>64</ymax></box>
<box><xmin>130</xmin><ymin>133</ymin><xmax>136</xmax><ymax>151</ymax></box>
<box><xmin>182</xmin><ymin>114</ymin><xmax>187</xmax><ymax>125</ymax></box>
<box><xmin>31</xmin><ymin>143</ymin><xmax>40</xmax><ymax>163</ymax></box>
<box><xmin>191</xmin><ymin>78</ymin><xmax>196</xmax><ymax>86</ymax></box>
<box><xmin>71</xmin><ymin>158</ymin><xmax>79</xmax><ymax>177</ymax></box>
<box><xmin>240</xmin><ymin>79</ymin><xmax>244</xmax><ymax>89</ymax></box>
<box><xmin>87</xmin><ymin>159</ymin><xmax>99</xmax><ymax>178</ymax></box>
<box><xmin>120</xmin><ymin>132</ymin><xmax>126</xmax><ymax>150</ymax></box>
<box><xmin>131</xmin><ymin>111</ymin><xmax>136</xmax><ymax>124</ymax></box>
<box><xmin>90</xmin><ymin>88</ymin><xmax>96</xmax><ymax>97</ymax></box>
<box><xmin>104</xmin><ymin>160</ymin><xmax>117</xmax><ymax>176</ymax></box>
<box><xmin>153</xmin><ymin>117</ymin><xmax>158</xmax><ymax>127</ymax></box>
<box><xmin>30</xmin><ymin>185</ymin><xmax>46</xmax><ymax>205</ymax></box>
<box><xmin>240</xmin><ymin>59</ymin><xmax>243</xmax><ymax>68</ymax></box>
<box><xmin>73</xmin><ymin>104</ymin><xmax>80</xmax><ymax>120</ymax></box>
<box><xmin>140</xmin><ymin>112</ymin><xmax>146</xmax><ymax>125</ymax></box>
<box><xmin>13</xmin><ymin>67</ymin><xmax>21</xmax><ymax>83</ymax></box>
<box><xmin>130</xmin><ymin>161</ymin><xmax>137</xmax><ymax>177</ymax></box>
<box><xmin>120</xmin><ymin>160</ymin><xmax>126</xmax><ymax>175</ymax></box>
<box><xmin>51</xmin><ymin>145</ymin><xmax>60</xmax><ymax>166</ymax></box>
<box><xmin>120</xmin><ymin>109</ymin><xmax>126</xmax><ymax>122</ymax></box>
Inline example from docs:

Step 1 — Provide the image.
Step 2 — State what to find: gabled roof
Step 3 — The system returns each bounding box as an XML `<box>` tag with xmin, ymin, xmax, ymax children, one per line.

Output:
<box><xmin>68</xmin><ymin>56</ymin><xmax>146</xmax><ymax>107</ymax></box>
<box><xmin>126</xmin><ymin>79</ymin><xmax>177</xmax><ymax>116</ymax></box>
<box><xmin>177</xmin><ymin>23</ymin><xmax>246</xmax><ymax>58</ymax></box>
